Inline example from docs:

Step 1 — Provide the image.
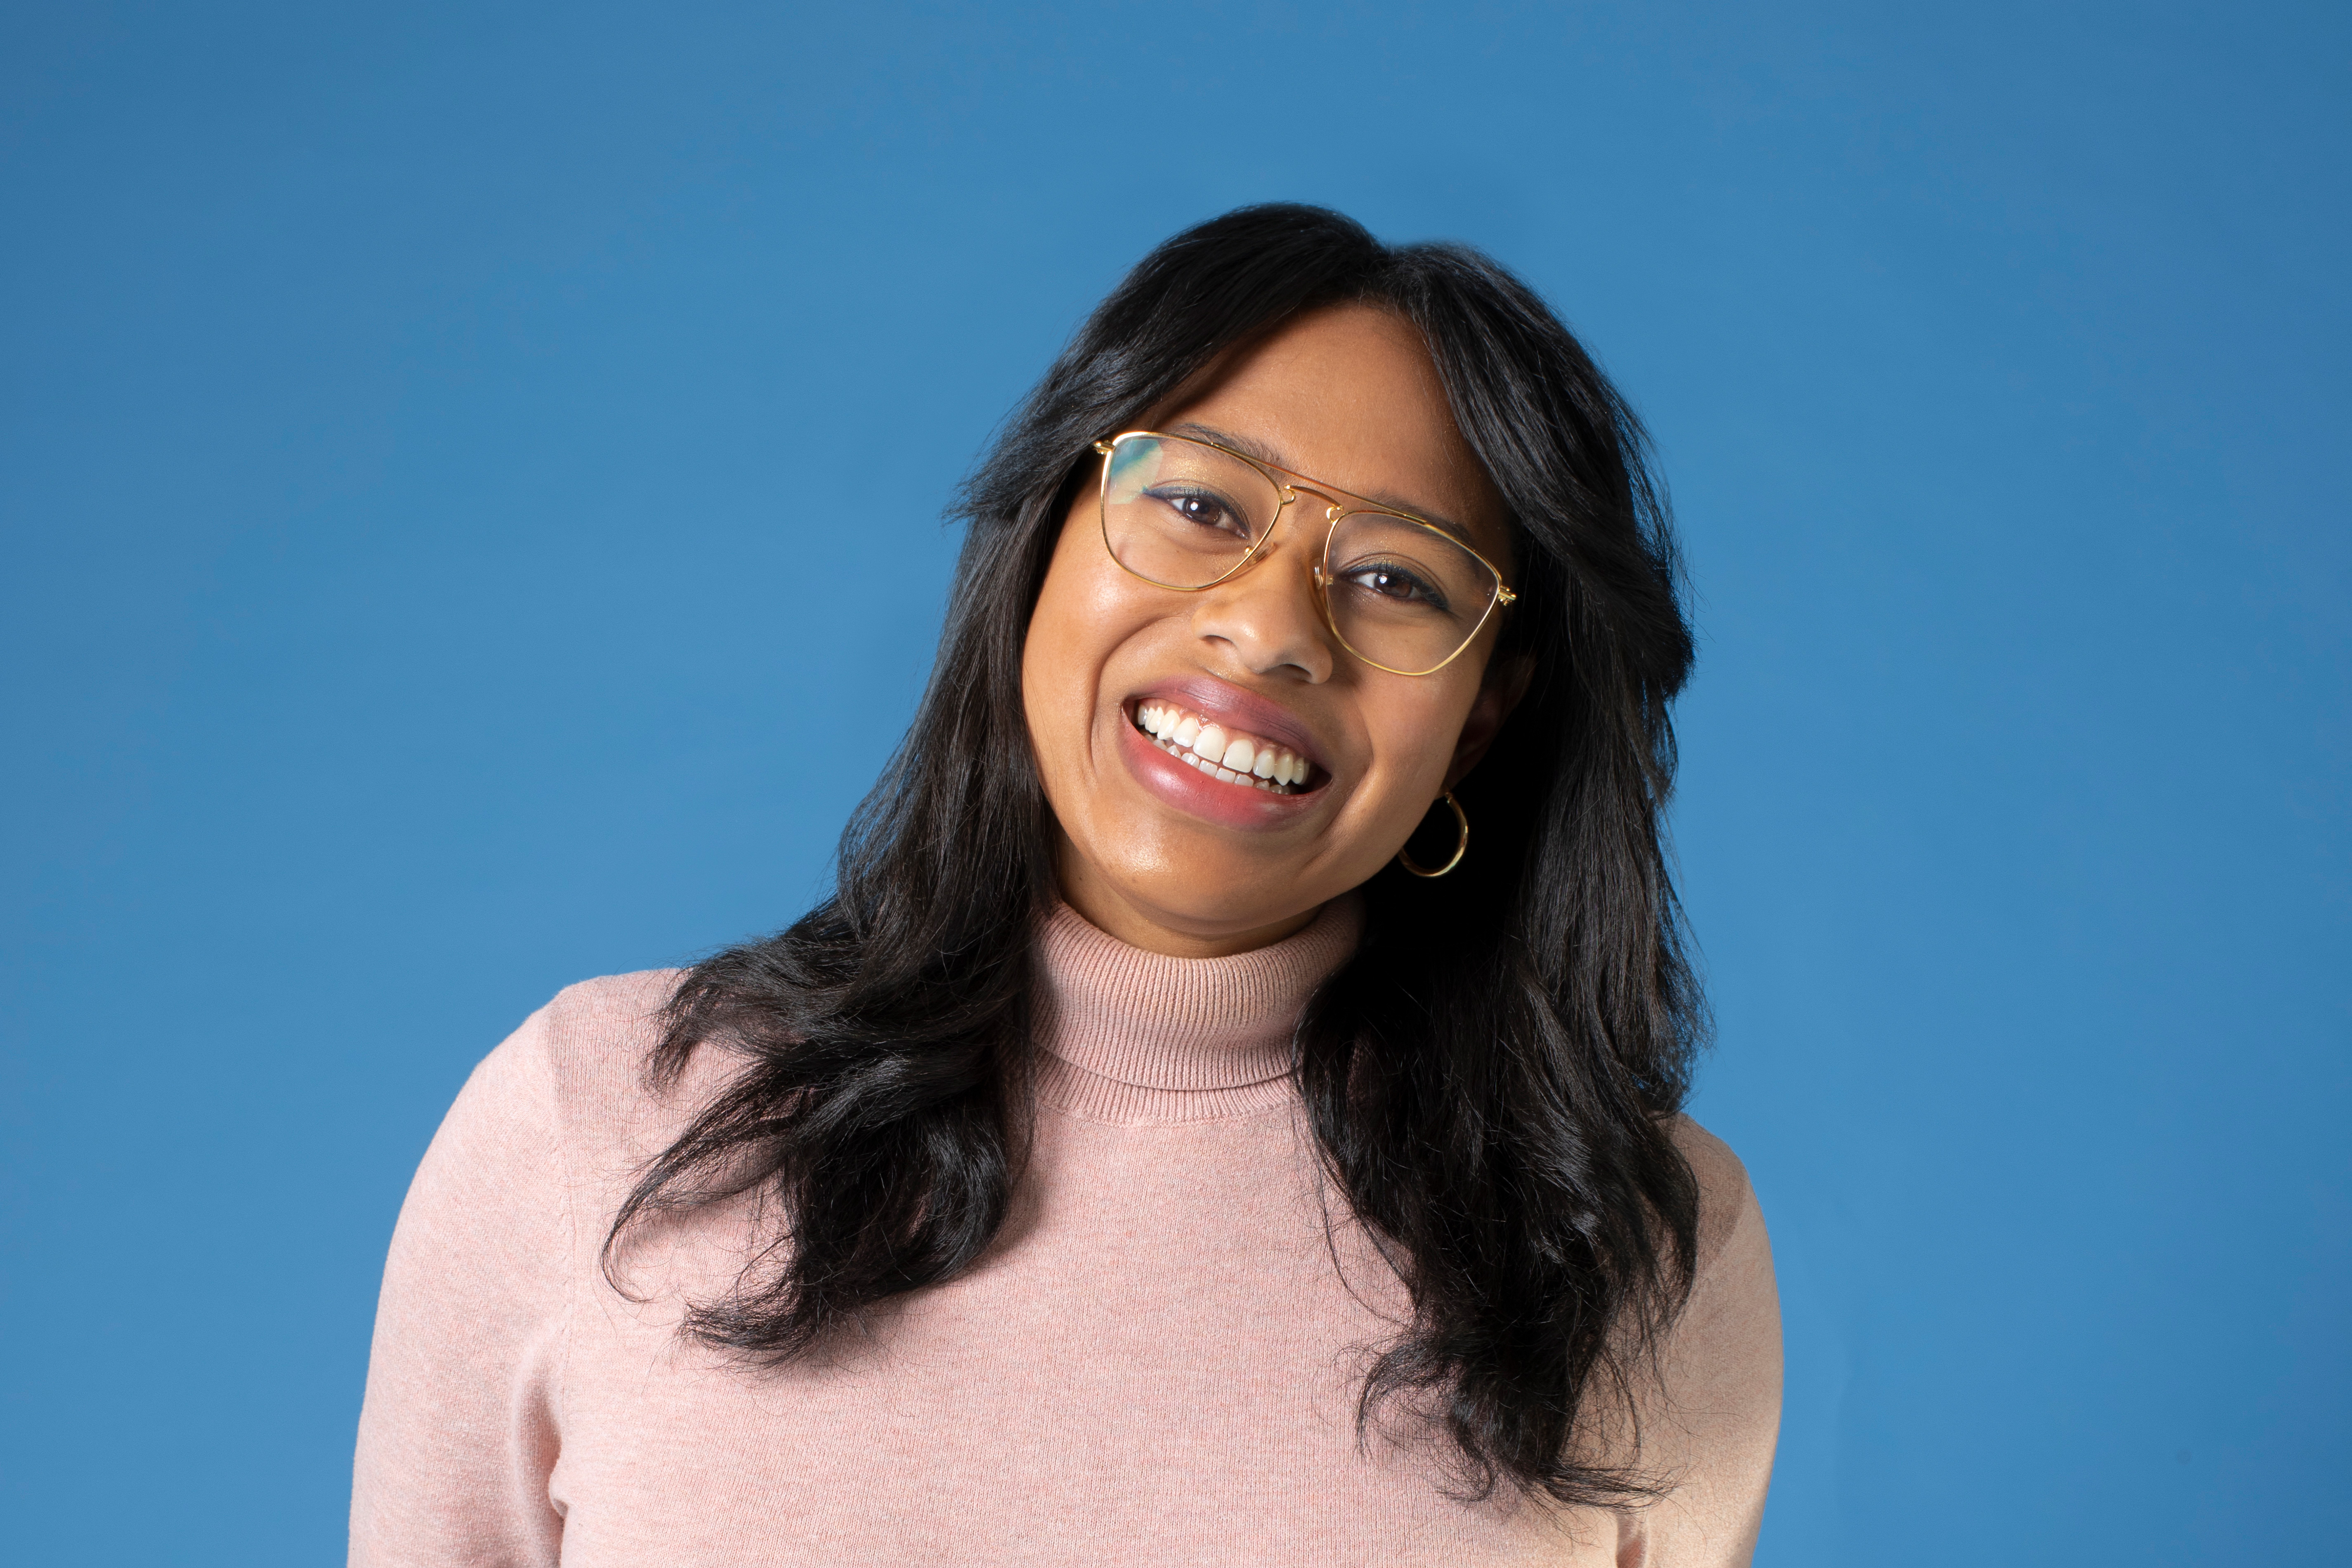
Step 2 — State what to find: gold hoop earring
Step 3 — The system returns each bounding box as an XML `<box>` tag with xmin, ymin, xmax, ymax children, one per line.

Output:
<box><xmin>1397</xmin><ymin>791</ymin><xmax>1469</xmax><ymax>878</ymax></box>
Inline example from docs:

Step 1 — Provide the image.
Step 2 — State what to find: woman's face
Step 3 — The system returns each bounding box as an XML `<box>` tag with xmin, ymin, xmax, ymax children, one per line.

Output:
<box><xmin>1021</xmin><ymin>304</ymin><xmax>1525</xmax><ymax>957</ymax></box>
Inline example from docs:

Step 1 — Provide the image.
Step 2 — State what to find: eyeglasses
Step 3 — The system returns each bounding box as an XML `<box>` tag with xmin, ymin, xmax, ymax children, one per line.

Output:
<box><xmin>1090</xmin><ymin>430</ymin><xmax>1516</xmax><ymax>678</ymax></box>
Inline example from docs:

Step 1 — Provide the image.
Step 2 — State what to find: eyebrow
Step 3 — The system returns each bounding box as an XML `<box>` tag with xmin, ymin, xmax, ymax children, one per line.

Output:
<box><xmin>1164</xmin><ymin>421</ymin><xmax>1480</xmax><ymax>547</ymax></box>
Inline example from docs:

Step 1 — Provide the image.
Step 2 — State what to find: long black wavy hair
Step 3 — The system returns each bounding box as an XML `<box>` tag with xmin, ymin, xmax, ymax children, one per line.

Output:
<box><xmin>609</xmin><ymin>204</ymin><xmax>1705</xmax><ymax>1507</ymax></box>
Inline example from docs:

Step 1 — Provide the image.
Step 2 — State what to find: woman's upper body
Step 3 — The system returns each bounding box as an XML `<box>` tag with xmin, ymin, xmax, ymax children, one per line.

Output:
<box><xmin>352</xmin><ymin>901</ymin><xmax>1778</xmax><ymax>1566</ymax></box>
<box><xmin>354</xmin><ymin>203</ymin><xmax>1781</xmax><ymax>1559</ymax></box>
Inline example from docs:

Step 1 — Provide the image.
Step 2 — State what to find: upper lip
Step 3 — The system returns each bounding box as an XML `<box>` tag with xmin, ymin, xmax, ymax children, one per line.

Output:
<box><xmin>1127</xmin><ymin>676</ymin><xmax>1330</xmax><ymax>777</ymax></box>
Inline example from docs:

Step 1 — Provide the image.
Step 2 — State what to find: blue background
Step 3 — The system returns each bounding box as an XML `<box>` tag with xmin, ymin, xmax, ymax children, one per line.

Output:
<box><xmin>3</xmin><ymin>3</ymin><xmax>2345</xmax><ymax>1562</ymax></box>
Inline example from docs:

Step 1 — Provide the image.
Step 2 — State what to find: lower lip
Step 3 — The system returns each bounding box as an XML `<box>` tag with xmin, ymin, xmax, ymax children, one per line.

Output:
<box><xmin>1115</xmin><ymin>711</ymin><xmax>1325</xmax><ymax>832</ymax></box>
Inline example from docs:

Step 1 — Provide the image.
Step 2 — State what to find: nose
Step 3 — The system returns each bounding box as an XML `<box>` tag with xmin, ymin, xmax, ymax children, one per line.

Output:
<box><xmin>1187</xmin><ymin>514</ymin><xmax>1337</xmax><ymax>684</ymax></box>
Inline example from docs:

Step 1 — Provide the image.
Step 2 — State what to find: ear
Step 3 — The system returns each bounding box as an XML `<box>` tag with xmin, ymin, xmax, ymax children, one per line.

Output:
<box><xmin>1444</xmin><ymin>653</ymin><xmax>1534</xmax><ymax>791</ymax></box>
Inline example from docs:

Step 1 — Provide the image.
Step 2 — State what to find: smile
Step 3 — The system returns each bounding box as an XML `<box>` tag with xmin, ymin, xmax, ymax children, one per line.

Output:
<box><xmin>1132</xmin><ymin>700</ymin><xmax>1318</xmax><ymax>795</ymax></box>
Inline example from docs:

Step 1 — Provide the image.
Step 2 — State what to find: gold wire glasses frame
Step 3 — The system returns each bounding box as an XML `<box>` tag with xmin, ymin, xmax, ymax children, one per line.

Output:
<box><xmin>1090</xmin><ymin>430</ymin><xmax>1517</xmax><ymax>678</ymax></box>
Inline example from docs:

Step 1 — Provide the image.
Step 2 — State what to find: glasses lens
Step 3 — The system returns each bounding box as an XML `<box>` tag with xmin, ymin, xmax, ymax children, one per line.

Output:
<box><xmin>1323</xmin><ymin>512</ymin><xmax>1501</xmax><ymax>674</ymax></box>
<box><xmin>1100</xmin><ymin>434</ymin><xmax>1283</xmax><ymax>589</ymax></box>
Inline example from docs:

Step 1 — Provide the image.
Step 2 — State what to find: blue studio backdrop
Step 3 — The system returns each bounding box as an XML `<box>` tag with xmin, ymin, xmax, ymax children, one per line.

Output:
<box><xmin>3</xmin><ymin>4</ymin><xmax>2345</xmax><ymax>1563</ymax></box>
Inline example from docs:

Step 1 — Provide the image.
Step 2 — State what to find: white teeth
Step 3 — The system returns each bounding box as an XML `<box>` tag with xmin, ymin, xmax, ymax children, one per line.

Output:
<box><xmin>1131</xmin><ymin>700</ymin><xmax>1313</xmax><ymax>796</ymax></box>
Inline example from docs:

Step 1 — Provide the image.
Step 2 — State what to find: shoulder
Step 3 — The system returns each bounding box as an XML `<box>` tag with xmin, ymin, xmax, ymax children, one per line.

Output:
<box><xmin>1608</xmin><ymin>1117</ymin><xmax>1782</xmax><ymax>1564</ymax></box>
<box><xmin>524</xmin><ymin>968</ymin><xmax>685</xmax><ymax>1092</ymax></box>
<box><xmin>1660</xmin><ymin>1114</ymin><xmax>1780</xmax><ymax>1400</ymax></box>
<box><xmin>1667</xmin><ymin>1114</ymin><xmax>1764</xmax><ymax>1281</ymax></box>
<box><xmin>464</xmin><ymin>969</ymin><xmax>693</xmax><ymax>1176</ymax></box>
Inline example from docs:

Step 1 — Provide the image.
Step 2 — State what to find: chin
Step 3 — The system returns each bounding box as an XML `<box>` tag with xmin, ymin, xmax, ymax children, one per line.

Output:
<box><xmin>1090</xmin><ymin>842</ymin><xmax>1331</xmax><ymax>937</ymax></box>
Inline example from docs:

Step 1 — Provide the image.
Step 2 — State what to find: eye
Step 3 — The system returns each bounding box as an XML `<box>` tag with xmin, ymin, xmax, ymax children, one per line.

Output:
<box><xmin>1337</xmin><ymin>560</ymin><xmax>1450</xmax><ymax>614</ymax></box>
<box><xmin>1146</xmin><ymin>484</ymin><xmax>1252</xmax><ymax>541</ymax></box>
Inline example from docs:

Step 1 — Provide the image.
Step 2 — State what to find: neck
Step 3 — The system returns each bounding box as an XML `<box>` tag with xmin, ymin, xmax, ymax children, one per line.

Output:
<box><xmin>1053</xmin><ymin>837</ymin><xmax>1322</xmax><ymax>959</ymax></box>
<box><xmin>1030</xmin><ymin>893</ymin><xmax>1365</xmax><ymax>1124</ymax></box>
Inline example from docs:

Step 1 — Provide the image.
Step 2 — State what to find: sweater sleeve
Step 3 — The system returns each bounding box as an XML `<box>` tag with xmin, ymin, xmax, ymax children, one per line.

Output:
<box><xmin>351</xmin><ymin>1007</ymin><xmax>573</xmax><ymax>1567</ymax></box>
<box><xmin>1612</xmin><ymin>1119</ymin><xmax>1784</xmax><ymax>1567</ymax></box>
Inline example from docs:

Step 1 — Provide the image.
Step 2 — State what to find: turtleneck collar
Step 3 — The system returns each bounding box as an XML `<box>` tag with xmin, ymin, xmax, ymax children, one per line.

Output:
<box><xmin>1031</xmin><ymin>897</ymin><xmax>1363</xmax><ymax>1125</ymax></box>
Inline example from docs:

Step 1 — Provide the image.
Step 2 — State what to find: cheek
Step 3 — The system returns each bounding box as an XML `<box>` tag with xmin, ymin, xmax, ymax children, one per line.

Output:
<box><xmin>1022</xmin><ymin>512</ymin><xmax>1144</xmax><ymax>765</ymax></box>
<box><xmin>1364</xmin><ymin>680</ymin><xmax>1479</xmax><ymax>792</ymax></box>
<box><xmin>1033</xmin><ymin>518</ymin><xmax>1129</xmax><ymax>648</ymax></box>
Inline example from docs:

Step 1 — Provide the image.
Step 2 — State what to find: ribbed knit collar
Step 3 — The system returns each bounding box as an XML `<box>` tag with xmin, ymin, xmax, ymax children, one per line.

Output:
<box><xmin>1032</xmin><ymin>897</ymin><xmax>1363</xmax><ymax>1125</ymax></box>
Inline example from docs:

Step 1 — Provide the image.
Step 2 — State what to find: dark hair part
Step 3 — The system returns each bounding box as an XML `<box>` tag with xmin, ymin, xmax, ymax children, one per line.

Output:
<box><xmin>609</xmin><ymin>204</ymin><xmax>1705</xmax><ymax>1506</ymax></box>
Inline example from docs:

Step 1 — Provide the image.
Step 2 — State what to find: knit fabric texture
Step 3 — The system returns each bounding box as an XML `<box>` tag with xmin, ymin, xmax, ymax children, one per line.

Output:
<box><xmin>351</xmin><ymin>901</ymin><xmax>1781</xmax><ymax>1565</ymax></box>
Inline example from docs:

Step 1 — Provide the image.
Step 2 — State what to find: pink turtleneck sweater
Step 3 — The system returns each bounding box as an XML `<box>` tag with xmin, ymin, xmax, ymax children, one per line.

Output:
<box><xmin>352</xmin><ymin>902</ymin><xmax>1780</xmax><ymax>1565</ymax></box>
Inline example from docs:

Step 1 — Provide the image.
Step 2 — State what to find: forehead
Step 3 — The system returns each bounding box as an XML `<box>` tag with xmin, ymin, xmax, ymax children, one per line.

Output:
<box><xmin>1156</xmin><ymin>305</ymin><xmax>1511</xmax><ymax>563</ymax></box>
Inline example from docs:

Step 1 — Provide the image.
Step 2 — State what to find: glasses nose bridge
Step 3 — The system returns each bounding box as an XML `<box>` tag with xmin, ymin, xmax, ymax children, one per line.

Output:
<box><xmin>1257</xmin><ymin>479</ymin><xmax>1347</xmax><ymax>576</ymax></box>
<box><xmin>1213</xmin><ymin>479</ymin><xmax>1339</xmax><ymax>619</ymax></box>
<box><xmin>1245</xmin><ymin>475</ymin><xmax>1345</xmax><ymax>591</ymax></box>
<box><xmin>1200</xmin><ymin>502</ymin><xmax>1344</xmax><ymax>682</ymax></box>
<box><xmin>1274</xmin><ymin>475</ymin><xmax>1348</xmax><ymax>523</ymax></box>
<box><xmin>1242</xmin><ymin>472</ymin><xmax>1351</xmax><ymax>626</ymax></box>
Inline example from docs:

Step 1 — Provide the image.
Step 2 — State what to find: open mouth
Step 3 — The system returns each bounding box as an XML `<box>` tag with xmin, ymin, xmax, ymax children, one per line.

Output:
<box><xmin>1131</xmin><ymin>699</ymin><xmax>1320</xmax><ymax>796</ymax></box>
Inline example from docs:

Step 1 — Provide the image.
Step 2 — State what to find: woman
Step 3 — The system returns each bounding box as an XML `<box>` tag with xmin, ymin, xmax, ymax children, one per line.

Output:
<box><xmin>352</xmin><ymin>204</ymin><xmax>1780</xmax><ymax>1565</ymax></box>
